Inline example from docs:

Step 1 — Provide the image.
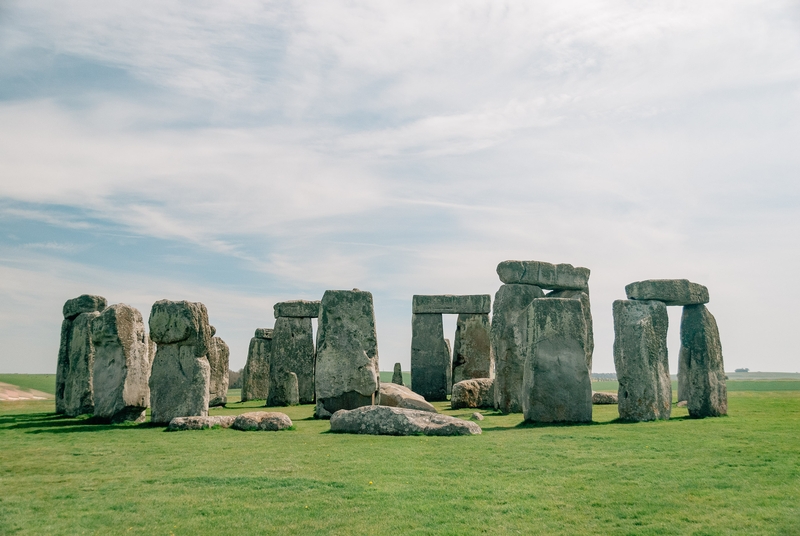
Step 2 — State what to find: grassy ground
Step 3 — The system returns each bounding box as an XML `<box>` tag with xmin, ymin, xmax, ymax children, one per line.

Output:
<box><xmin>0</xmin><ymin>374</ymin><xmax>56</xmax><ymax>395</ymax></box>
<box><xmin>1</xmin><ymin>383</ymin><xmax>799</xmax><ymax>535</ymax></box>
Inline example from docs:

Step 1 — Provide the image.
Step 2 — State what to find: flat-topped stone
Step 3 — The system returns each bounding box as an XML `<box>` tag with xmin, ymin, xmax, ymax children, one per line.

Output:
<box><xmin>330</xmin><ymin>406</ymin><xmax>481</xmax><ymax>436</ymax></box>
<box><xmin>412</xmin><ymin>295</ymin><xmax>491</xmax><ymax>314</ymax></box>
<box><xmin>63</xmin><ymin>294</ymin><xmax>107</xmax><ymax>320</ymax></box>
<box><xmin>167</xmin><ymin>415</ymin><xmax>236</xmax><ymax>431</ymax></box>
<box><xmin>497</xmin><ymin>261</ymin><xmax>589</xmax><ymax>290</ymax></box>
<box><xmin>625</xmin><ymin>279</ymin><xmax>709</xmax><ymax>306</ymax></box>
<box><xmin>273</xmin><ymin>300</ymin><xmax>321</xmax><ymax>318</ymax></box>
<box><xmin>254</xmin><ymin>328</ymin><xmax>273</xmax><ymax>340</ymax></box>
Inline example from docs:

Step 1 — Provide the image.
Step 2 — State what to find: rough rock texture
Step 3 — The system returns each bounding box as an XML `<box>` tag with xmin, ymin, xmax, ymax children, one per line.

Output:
<box><xmin>148</xmin><ymin>300</ymin><xmax>212</xmax><ymax>425</ymax></box>
<box><xmin>546</xmin><ymin>289</ymin><xmax>594</xmax><ymax>372</ymax></box>
<box><xmin>91</xmin><ymin>304</ymin><xmax>151</xmax><ymax>423</ymax></box>
<box><xmin>208</xmin><ymin>336</ymin><xmax>230</xmax><ymax>407</ymax></box>
<box><xmin>491</xmin><ymin>284</ymin><xmax>545</xmax><ymax>413</ymax></box>
<box><xmin>592</xmin><ymin>391</ymin><xmax>618</xmax><ymax>404</ymax></box>
<box><xmin>412</xmin><ymin>294</ymin><xmax>491</xmax><ymax>314</ymax></box>
<box><xmin>269</xmin><ymin>316</ymin><xmax>315</xmax><ymax>405</ymax></box>
<box><xmin>451</xmin><ymin>378</ymin><xmax>495</xmax><ymax>409</ymax></box>
<box><xmin>471</xmin><ymin>412</ymin><xmax>484</xmax><ymax>421</ymax></box>
<box><xmin>677</xmin><ymin>349</ymin><xmax>689</xmax><ymax>404</ymax></box>
<box><xmin>625</xmin><ymin>279</ymin><xmax>709</xmax><ymax>306</ymax></box>
<box><xmin>613</xmin><ymin>300</ymin><xmax>671</xmax><ymax>421</ymax></box>
<box><xmin>680</xmin><ymin>305</ymin><xmax>727</xmax><ymax>418</ymax></box>
<box><xmin>379</xmin><ymin>382</ymin><xmax>437</xmax><ymax>412</ymax></box>
<box><xmin>410</xmin><ymin>313</ymin><xmax>451</xmax><ymax>402</ymax></box>
<box><xmin>444</xmin><ymin>338</ymin><xmax>452</xmax><ymax>396</ymax></box>
<box><xmin>314</xmin><ymin>289</ymin><xmax>380</xmax><ymax>418</ymax></box>
<box><xmin>167</xmin><ymin>415</ymin><xmax>236</xmax><ymax>431</ymax></box>
<box><xmin>241</xmin><ymin>329</ymin><xmax>273</xmax><ymax>401</ymax></box>
<box><xmin>452</xmin><ymin>313</ymin><xmax>493</xmax><ymax>386</ymax></box>
<box><xmin>278</xmin><ymin>371</ymin><xmax>299</xmax><ymax>406</ymax></box>
<box><xmin>330</xmin><ymin>405</ymin><xmax>481</xmax><ymax>436</ymax></box>
<box><xmin>63</xmin><ymin>311</ymin><xmax>101</xmax><ymax>417</ymax></box>
<box><xmin>523</xmin><ymin>299</ymin><xmax>592</xmax><ymax>423</ymax></box>
<box><xmin>273</xmin><ymin>300</ymin><xmax>321</xmax><ymax>318</ymax></box>
<box><xmin>392</xmin><ymin>362</ymin><xmax>404</xmax><ymax>385</ymax></box>
<box><xmin>497</xmin><ymin>260</ymin><xmax>590</xmax><ymax>290</ymax></box>
<box><xmin>63</xmin><ymin>294</ymin><xmax>107</xmax><ymax>320</ymax></box>
<box><xmin>232</xmin><ymin>411</ymin><xmax>293</xmax><ymax>431</ymax></box>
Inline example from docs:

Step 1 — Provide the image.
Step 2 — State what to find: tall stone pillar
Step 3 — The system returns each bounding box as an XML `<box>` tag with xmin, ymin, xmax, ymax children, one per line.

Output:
<box><xmin>452</xmin><ymin>313</ymin><xmax>493</xmax><ymax>386</ymax></box>
<box><xmin>269</xmin><ymin>316</ymin><xmax>315</xmax><ymax>406</ymax></box>
<box><xmin>207</xmin><ymin>331</ymin><xmax>230</xmax><ymax>407</ymax></box>
<box><xmin>410</xmin><ymin>313</ymin><xmax>450</xmax><ymax>402</ymax></box>
<box><xmin>680</xmin><ymin>304</ymin><xmax>727</xmax><ymax>418</ymax></box>
<box><xmin>241</xmin><ymin>328</ymin><xmax>272</xmax><ymax>401</ymax></box>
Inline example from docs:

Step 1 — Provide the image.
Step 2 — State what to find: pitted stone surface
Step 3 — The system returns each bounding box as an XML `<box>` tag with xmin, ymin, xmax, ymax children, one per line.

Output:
<box><xmin>254</xmin><ymin>328</ymin><xmax>273</xmax><ymax>340</ymax></box>
<box><xmin>546</xmin><ymin>289</ymin><xmax>594</xmax><ymax>372</ymax></box>
<box><xmin>232</xmin><ymin>411</ymin><xmax>293</xmax><ymax>431</ymax></box>
<box><xmin>56</xmin><ymin>318</ymin><xmax>73</xmax><ymax>414</ymax></box>
<box><xmin>412</xmin><ymin>295</ymin><xmax>491</xmax><ymax>314</ymax></box>
<box><xmin>452</xmin><ymin>313</ymin><xmax>493</xmax><ymax>386</ymax></box>
<box><xmin>330</xmin><ymin>405</ymin><xmax>481</xmax><ymax>436</ymax></box>
<box><xmin>451</xmin><ymin>378</ymin><xmax>495</xmax><ymax>409</ymax></box>
<box><xmin>273</xmin><ymin>300</ymin><xmax>321</xmax><ymax>318</ymax></box>
<box><xmin>625</xmin><ymin>279</ymin><xmax>709</xmax><ymax>306</ymax></box>
<box><xmin>241</xmin><ymin>335</ymin><xmax>272</xmax><ymax>401</ymax></box>
<box><xmin>380</xmin><ymin>382</ymin><xmax>437</xmax><ymax>413</ymax></box>
<box><xmin>613</xmin><ymin>300</ymin><xmax>671</xmax><ymax>421</ymax></box>
<box><xmin>63</xmin><ymin>294</ymin><xmax>107</xmax><ymax>320</ymax></box>
<box><xmin>411</xmin><ymin>313</ymin><xmax>451</xmax><ymax>402</ymax></box>
<box><xmin>269</xmin><ymin>316</ymin><xmax>315</xmax><ymax>405</ymax></box>
<box><xmin>167</xmin><ymin>415</ymin><xmax>236</xmax><ymax>431</ymax></box>
<box><xmin>63</xmin><ymin>311</ymin><xmax>101</xmax><ymax>417</ymax></box>
<box><xmin>91</xmin><ymin>304</ymin><xmax>151</xmax><ymax>423</ymax></box>
<box><xmin>680</xmin><ymin>305</ymin><xmax>727</xmax><ymax>418</ymax></box>
<box><xmin>592</xmin><ymin>391</ymin><xmax>618</xmax><ymax>404</ymax></box>
<box><xmin>208</xmin><ymin>336</ymin><xmax>230</xmax><ymax>407</ymax></box>
<box><xmin>149</xmin><ymin>300</ymin><xmax>213</xmax><ymax>353</ymax></box>
<box><xmin>392</xmin><ymin>362</ymin><xmax>404</xmax><ymax>385</ymax></box>
<box><xmin>497</xmin><ymin>261</ymin><xmax>590</xmax><ymax>290</ymax></box>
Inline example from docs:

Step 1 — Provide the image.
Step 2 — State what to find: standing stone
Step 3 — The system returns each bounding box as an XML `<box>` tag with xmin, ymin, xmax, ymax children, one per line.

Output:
<box><xmin>680</xmin><ymin>304</ymin><xmax>727</xmax><ymax>418</ymax></box>
<box><xmin>613</xmin><ymin>300</ymin><xmax>671</xmax><ymax>421</ymax></box>
<box><xmin>523</xmin><ymin>298</ymin><xmax>592</xmax><ymax>423</ymax></box>
<box><xmin>497</xmin><ymin>260</ymin><xmax>590</xmax><ymax>290</ymax></box>
<box><xmin>208</xmin><ymin>335</ymin><xmax>230</xmax><ymax>407</ymax></box>
<box><xmin>451</xmin><ymin>313</ymin><xmax>493</xmax><ymax>386</ymax></box>
<box><xmin>410</xmin><ymin>313</ymin><xmax>450</xmax><ymax>402</ymax></box>
<box><xmin>241</xmin><ymin>329</ymin><xmax>273</xmax><ymax>401</ymax></box>
<box><xmin>63</xmin><ymin>311</ymin><xmax>101</xmax><ymax>417</ymax></box>
<box><xmin>269</xmin><ymin>316</ymin><xmax>315</xmax><ymax>405</ymax></box>
<box><xmin>314</xmin><ymin>289</ymin><xmax>380</xmax><ymax>418</ymax></box>
<box><xmin>444</xmin><ymin>338</ymin><xmax>452</xmax><ymax>396</ymax></box>
<box><xmin>677</xmin><ymin>350</ymin><xmax>689</xmax><ymax>403</ymax></box>
<box><xmin>91</xmin><ymin>304</ymin><xmax>152</xmax><ymax>423</ymax></box>
<box><xmin>148</xmin><ymin>300</ymin><xmax>212</xmax><ymax>425</ymax></box>
<box><xmin>392</xmin><ymin>362</ymin><xmax>404</xmax><ymax>385</ymax></box>
<box><xmin>283</xmin><ymin>371</ymin><xmax>300</xmax><ymax>406</ymax></box>
<box><xmin>546</xmin><ymin>289</ymin><xmax>594</xmax><ymax>372</ymax></box>
<box><xmin>491</xmin><ymin>284</ymin><xmax>544</xmax><ymax>413</ymax></box>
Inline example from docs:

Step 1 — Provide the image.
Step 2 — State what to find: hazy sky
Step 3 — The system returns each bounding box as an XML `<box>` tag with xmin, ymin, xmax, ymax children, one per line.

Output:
<box><xmin>1</xmin><ymin>1</ymin><xmax>798</xmax><ymax>374</ymax></box>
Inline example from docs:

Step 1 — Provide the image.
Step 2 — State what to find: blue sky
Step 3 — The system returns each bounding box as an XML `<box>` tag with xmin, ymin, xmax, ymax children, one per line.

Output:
<box><xmin>1</xmin><ymin>1</ymin><xmax>798</xmax><ymax>374</ymax></box>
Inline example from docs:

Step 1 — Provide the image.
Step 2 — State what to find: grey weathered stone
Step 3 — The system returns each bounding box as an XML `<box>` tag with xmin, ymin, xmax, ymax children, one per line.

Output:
<box><xmin>613</xmin><ymin>300</ymin><xmax>671</xmax><ymax>421</ymax></box>
<box><xmin>392</xmin><ymin>362</ymin><xmax>404</xmax><ymax>385</ymax></box>
<box><xmin>254</xmin><ymin>328</ymin><xmax>273</xmax><ymax>340</ymax></box>
<box><xmin>208</xmin><ymin>336</ymin><xmax>230</xmax><ymax>407</ymax></box>
<box><xmin>677</xmin><ymin>400</ymin><xmax>688</xmax><ymax>408</ymax></box>
<box><xmin>273</xmin><ymin>300</ymin><xmax>321</xmax><ymax>319</ymax></box>
<box><xmin>91</xmin><ymin>304</ymin><xmax>151</xmax><ymax>423</ymax></box>
<box><xmin>445</xmin><ymin>338</ymin><xmax>452</xmax><ymax>396</ymax></box>
<box><xmin>330</xmin><ymin>405</ymin><xmax>482</xmax><ymax>436</ymax></box>
<box><xmin>314</xmin><ymin>289</ymin><xmax>380</xmax><ymax>418</ymax></box>
<box><xmin>209</xmin><ymin>325</ymin><xmax>217</xmax><ymax>337</ymax></box>
<box><xmin>592</xmin><ymin>391</ymin><xmax>618</xmax><ymax>405</ymax></box>
<box><xmin>546</xmin><ymin>289</ymin><xmax>594</xmax><ymax>372</ymax></box>
<box><xmin>625</xmin><ymin>279</ymin><xmax>709</xmax><ymax>306</ymax></box>
<box><xmin>276</xmin><ymin>371</ymin><xmax>299</xmax><ymax>406</ymax></box>
<box><xmin>167</xmin><ymin>415</ymin><xmax>236</xmax><ymax>431</ymax></box>
<box><xmin>379</xmin><ymin>382</ymin><xmax>437</xmax><ymax>413</ymax></box>
<box><xmin>523</xmin><ymin>298</ymin><xmax>592</xmax><ymax>423</ymax></box>
<box><xmin>241</xmin><ymin>335</ymin><xmax>272</xmax><ymax>402</ymax></box>
<box><xmin>232</xmin><ymin>411</ymin><xmax>293</xmax><ymax>431</ymax></box>
<box><xmin>55</xmin><ymin>318</ymin><xmax>73</xmax><ymax>414</ymax></box>
<box><xmin>63</xmin><ymin>294</ymin><xmax>107</xmax><ymax>320</ymax></box>
<box><xmin>452</xmin><ymin>313</ymin><xmax>493</xmax><ymax>386</ymax></box>
<box><xmin>491</xmin><ymin>284</ymin><xmax>544</xmax><ymax>413</ymax></box>
<box><xmin>471</xmin><ymin>412</ymin><xmax>484</xmax><ymax>421</ymax></box>
<box><xmin>677</xmin><ymin>348</ymin><xmax>689</xmax><ymax>404</ymax></box>
<box><xmin>63</xmin><ymin>311</ymin><xmax>100</xmax><ymax>417</ymax></box>
<box><xmin>269</xmin><ymin>316</ymin><xmax>315</xmax><ymax>405</ymax></box>
<box><xmin>451</xmin><ymin>378</ymin><xmax>495</xmax><ymax>409</ymax></box>
<box><xmin>412</xmin><ymin>294</ymin><xmax>491</xmax><ymax>314</ymax></box>
<box><xmin>680</xmin><ymin>304</ymin><xmax>727</xmax><ymax>418</ymax></box>
<box><xmin>410</xmin><ymin>313</ymin><xmax>450</xmax><ymax>402</ymax></box>
<box><xmin>148</xmin><ymin>300</ymin><xmax>212</xmax><ymax>425</ymax></box>
<box><xmin>497</xmin><ymin>260</ymin><xmax>590</xmax><ymax>290</ymax></box>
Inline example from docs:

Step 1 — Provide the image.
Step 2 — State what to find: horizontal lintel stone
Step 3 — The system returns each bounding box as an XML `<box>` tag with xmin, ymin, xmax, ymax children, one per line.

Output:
<box><xmin>496</xmin><ymin>260</ymin><xmax>589</xmax><ymax>290</ymax></box>
<box><xmin>412</xmin><ymin>294</ymin><xmax>491</xmax><ymax>314</ymax></box>
<box><xmin>273</xmin><ymin>300</ymin><xmax>321</xmax><ymax>318</ymax></box>
<box><xmin>625</xmin><ymin>279</ymin><xmax>709</xmax><ymax>306</ymax></box>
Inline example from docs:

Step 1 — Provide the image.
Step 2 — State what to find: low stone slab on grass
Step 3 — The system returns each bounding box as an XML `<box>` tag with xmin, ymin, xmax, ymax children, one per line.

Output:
<box><xmin>451</xmin><ymin>378</ymin><xmax>495</xmax><ymax>409</ymax></box>
<box><xmin>232</xmin><ymin>411</ymin><xmax>293</xmax><ymax>431</ymax></box>
<box><xmin>379</xmin><ymin>382</ymin><xmax>437</xmax><ymax>413</ymax></box>
<box><xmin>330</xmin><ymin>405</ymin><xmax>481</xmax><ymax>436</ymax></box>
<box><xmin>167</xmin><ymin>415</ymin><xmax>236</xmax><ymax>431</ymax></box>
<box><xmin>592</xmin><ymin>391</ymin><xmax>618</xmax><ymax>404</ymax></box>
<box><xmin>625</xmin><ymin>279</ymin><xmax>709</xmax><ymax>306</ymax></box>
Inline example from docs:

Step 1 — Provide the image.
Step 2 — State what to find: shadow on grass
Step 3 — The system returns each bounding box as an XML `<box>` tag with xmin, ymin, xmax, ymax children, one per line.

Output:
<box><xmin>2</xmin><ymin>412</ymin><xmax>161</xmax><ymax>433</ymax></box>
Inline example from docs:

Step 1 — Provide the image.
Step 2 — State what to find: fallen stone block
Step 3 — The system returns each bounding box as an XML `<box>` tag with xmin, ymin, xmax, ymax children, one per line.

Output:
<box><xmin>497</xmin><ymin>260</ymin><xmax>589</xmax><ymax>290</ymax></box>
<box><xmin>379</xmin><ymin>382</ymin><xmax>437</xmax><ymax>413</ymax></box>
<box><xmin>592</xmin><ymin>391</ymin><xmax>618</xmax><ymax>405</ymax></box>
<box><xmin>232</xmin><ymin>411</ymin><xmax>293</xmax><ymax>431</ymax></box>
<box><xmin>167</xmin><ymin>415</ymin><xmax>236</xmax><ymax>431</ymax></box>
<box><xmin>412</xmin><ymin>294</ymin><xmax>491</xmax><ymax>314</ymax></box>
<box><xmin>625</xmin><ymin>279</ymin><xmax>709</xmax><ymax>306</ymax></box>
<box><xmin>330</xmin><ymin>405</ymin><xmax>481</xmax><ymax>436</ymax></box>
<box><xmin>451</xmin><ymin>378</ymin><xmax>495</xmax><ymax>409</ymax></box>
<box><xmin>273</xmin><ymin>300</ymin><xmax>321</xmax><ymax>318</ymax></box>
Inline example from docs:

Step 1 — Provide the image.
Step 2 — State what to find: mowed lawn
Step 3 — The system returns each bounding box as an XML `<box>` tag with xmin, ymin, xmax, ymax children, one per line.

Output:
<box><xmin>0</xmin><ymin>382</ymin><xmax>798</xmax><ymax>535</ymax></box>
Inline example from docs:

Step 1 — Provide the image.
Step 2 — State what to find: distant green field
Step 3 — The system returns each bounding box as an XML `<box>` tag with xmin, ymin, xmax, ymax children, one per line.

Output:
<box><xmin>379</xmin><ymin>371</ymin><xmax>411</xmax><ymax>387</ymax></box>
<box><xmin>0</xmin><ymin>374</ymin><xmax>56</xmax><ymax>394</ymax></box>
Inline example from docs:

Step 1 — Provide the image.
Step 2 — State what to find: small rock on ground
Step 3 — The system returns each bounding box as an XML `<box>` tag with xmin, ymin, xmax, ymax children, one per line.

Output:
<box><xmin>592</xmin><ymin>391</ymin><xmax>619</xmax><ymax>405</ymax></box>
<box><xmin>232</xmin><ymin>411</ymin><xmax>293</xmax><ymax>431</ymax></box>
<box><xmin>167</xmin><ymin>415</ymin><xmax>236</xmax><ymax>431</ymax></box>
<box><xmin>471</xmin><ymin>412</ymin><xmax>484</xmax><ymax>421</ymax></box>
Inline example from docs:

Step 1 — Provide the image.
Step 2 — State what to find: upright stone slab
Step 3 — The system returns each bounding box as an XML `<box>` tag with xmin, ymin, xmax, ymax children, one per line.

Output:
<box><xmin>91</xmin><ymin>304</ymin><xmax>151</xmax><ymax>423</ymax></box>
<box><xmin>63</xmin><ymin>311</ymin><xmax>101</xmax><ymax>416</ymax></box>
<box><xmin>273</xmin><ymin>300</ymin><xmax>320</xmax><ymax>318</ymax></box>
<box><xmin>613</xmin><ymin>300</ymin><xmax>671</xmax><ymax>421</ymax></box>
<box><xmin>208</xmin><ymin>336</ymin><xmax>230</xmax><ymax>407</ymax></box>
<box><xmin>625</xmin><ymin>279</ymin><xmax>709</xmax><ymax>306</ymax></box>
<box><xmin>546</xmin><ymin>289</ymin><xmax>594</xmax><ymax>372</ymax></box>
<box><xmin>241</xmin><ymin>329</ymin><xmax>273</xmax><ymax>401</ymax></box>
<box><xmin>412</xmin><ymin>295</ymin><xmax>491</xmax><ymax>314</ymax></box>
<box><xmin>392</xmin><ymin>362</ymin><xmax>404</xmax><ymax>385</ymax></box>
<box><xmin>677</xmin><ymin>352</ymin><xmax>689</xmax><ymax>403</ymax></box>
<box><xmin>522</xmin><ymin>298</ymin><xmax>592</xmax><ymax>423</ymax></box>
<box><xmin>148</xmin><ymin>300</ymin><xmax>212</xmax><ymax>425</ymax></box>
<box><xmin>282</xmin><ymin>371</ymin><xmax>300</xmax><ymax>406</ymax></box>
<box><xmin>680</xmin><ymin>304</ymin><xmax>727</xmax><ymax>418</ymax></box>
<box><xmin>491</xmin><ymin>284</ymin><xmax>544</xmax><ymax>413</ymax></box>
<box><xmin>451</xmin><ymin>313</ymin><xmax>492</xmax><ymax>386</ymax></box>
<box><xmin>497</xmin><ymin>260</ymin><xmax>589</xmax><ymax>290</ymax></box>
<box><xmin>269</xmin><ymin>316</ymin><xmax>315</xmax><ymax>405</ymax></box>
<box><xmin>314</xmin><ymin>289</ymin><xmax>380</xmax><ymax>418</ymax></box>
<box><xmin>410</xmin><ymin>313</ymin><xmax>450</xmax><ymax>402</ymax></box>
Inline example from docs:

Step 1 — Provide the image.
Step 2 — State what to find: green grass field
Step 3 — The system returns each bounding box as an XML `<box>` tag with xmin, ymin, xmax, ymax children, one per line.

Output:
<box><xmin>0</xmin><ymin>374</ymin><xmax>56</xmax><ymax>394</ymax></box>
<box><xmin>1</xmin><ymin>379</ymin><xmax>799</xmax><ymax>535</ymax></box>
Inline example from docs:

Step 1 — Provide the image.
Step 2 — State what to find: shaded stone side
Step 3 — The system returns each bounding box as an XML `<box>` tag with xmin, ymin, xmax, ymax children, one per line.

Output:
<box><xmin>63</xmin><ymin>294</ymin><xmax>107</xmax><ymax>320</ymax></box>
<box><xmin>55</xmin><ymin>318</ymin><xmax>73</xmax><ymax>414</ymax></box>
<box><xmin>392</xmin><ymin>362</ymin><xmax>404</xmax><ymax>385</ymax></box>
<box><xmin>452</xmin><ymin>313</ymin><xmax>493</xmax><ymax>386</ymax></box>
<box><xmin>63</xmin><ymin>311</ymin><xmax>101</xmax><ymax>417</ymax></box>
<box><xmin>241</xmin><ymin>334</ymin><xmax>272</xmax><ymax>401</ymax></box>
<box><xmin>412</xmin><ymin>294</ymin><xmax>491</xmax><ymax>314</ymax></box>
<box><xmin>677</xmin><ymin>349</ymin><xmax>689</xmax><ymax>403</ymax></box>
<box><xmin>546</xmin><ymin>289</ymin><xmax>594</xmax><ymax>372</ymax></box>
<box><xmin>625</xmin><ymin>279</ymin><xmax>709</xmax><ymax>306</ymax></box>
<box><xmin>314</xmin><ymin>289</ymin><xmax>380</xmax><ymax>418</ymax></box>
<box><xmin>680</xmin><ymin>304</ymin><xmax>727</xmax><ymax>418</ymax></box>
<box><xmin>208</xmin><ymin>336</ymin><xmax>230</xmax><ymax>407</ymax></box>
<box><xmin>523</xmin><ymin>298</ymin><xmax>592</xmax><ymax>423</ymax></box>
<box><xmin>410</xmin><ymin>313</ymin><xmax>450</xmax><ymax>402</ymax></box>
<box><xmin>497</xmin><ymin>260</ymin><xmax>589</xmax><ymax>290</ymax></box>
<box><xmin>273</xmin><ymin>300</ymin><xmax>320</xmax><ymax>318</ymax></box>
<box><xmin>491</xmin><ymin>284</ymin><xmax>544</xmax><ymax>413</ymax></box>
<box><xmin>613</xmin><ymin>300</ymin><xmax>671</xmax><ymax>422</ymax></box>
<box><xmin>269</xmin><ymin>316</ymin><xmax>315</xmax><ymax>406</ymax></box>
